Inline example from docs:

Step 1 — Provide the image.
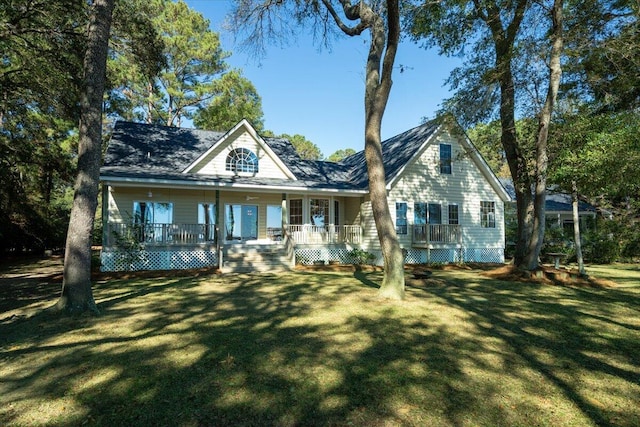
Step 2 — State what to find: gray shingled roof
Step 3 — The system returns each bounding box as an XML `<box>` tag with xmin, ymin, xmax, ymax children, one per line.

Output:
<box><xmin>101</xmin><ymin>120</ymin><xmax>441</xmax><ymax>192</ymax></box>
<box><xmin>500</xmin><ymin>179</ymin><xmax>597</xmax><ymax>213</ymax></box>
<box><xmin>340</xmin><ymin>121</ymin><xmax>440</xmax><ymax>188</ymax></box>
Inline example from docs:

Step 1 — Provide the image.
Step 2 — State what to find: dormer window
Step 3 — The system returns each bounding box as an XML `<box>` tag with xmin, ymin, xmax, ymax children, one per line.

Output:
<box><xmin>226</xmin><ymin>148</ymin><xmax>258</xmax><ymax>174</ymax></box>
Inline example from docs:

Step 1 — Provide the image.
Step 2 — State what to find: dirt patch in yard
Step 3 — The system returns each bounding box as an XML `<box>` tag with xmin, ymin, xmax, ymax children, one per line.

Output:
<box><xmin>481</xmin><ymin>264</ymin><xmax>617</xmax><ymax>288</ymax></box>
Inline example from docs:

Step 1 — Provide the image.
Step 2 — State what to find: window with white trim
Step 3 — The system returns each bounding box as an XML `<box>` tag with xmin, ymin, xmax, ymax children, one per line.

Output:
<box><xmin>448</xmin><ymin>204</ymin><xmax>459</xmax><ymax>225</ymax></box>
<box><xmin>415</xmin><ymin>202</ymin><xmax>442</xmax><ymax>225</ymax></box>
<box><xmin>440</xmin><ymin>144</ymin><xmax>452</xmax><ymax>174</ymax></box>
<box><xmin>289</xmin><ymin>199</ymin><xmax>303</xmax><ymax>226</ymax></box>
<box><xmin>480</xmin><ymin>201</ymin><xmax>496</xmax><ymax>228</ymax></box>
<box><xmin>133</xmin><ymin>201</ymin><xmax>173</xmax><ymax>224</ymax></box>
<box><xmin>198</xmin><ymin>203</ymin><xmax>216</xmax><ymax>241</ymax></box>
<box><xmin>396</xmin><ymin>202</ymin><xmax>407</xmax><ymax>234</ymax></box>
<box><xmin>226</xmin><ymin>148</ymin><xmax>258</xmax><ymax>174</ymax></box>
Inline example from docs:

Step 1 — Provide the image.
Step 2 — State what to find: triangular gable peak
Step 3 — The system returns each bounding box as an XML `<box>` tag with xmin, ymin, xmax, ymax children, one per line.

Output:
<box><xmin>182</xmin><ymin>119</ymin><xmax>297</xmax><ymax>180</ymax></box>
<box><xmin>386</xmin><ymin>121</ymin><xmax>510</xmax><ymax>202</ymax></box>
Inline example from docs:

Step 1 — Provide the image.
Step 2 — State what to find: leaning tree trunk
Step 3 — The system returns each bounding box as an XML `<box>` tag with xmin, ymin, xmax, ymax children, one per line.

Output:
<box><xmin>521</xmin><ymin>0</ymin><xmax>563</xmax><ymax>270</ymax></box>
<box><xmin>55</xmin><ymin>0</ymin><xmax>115</xmax><ymax>314</ymax></box>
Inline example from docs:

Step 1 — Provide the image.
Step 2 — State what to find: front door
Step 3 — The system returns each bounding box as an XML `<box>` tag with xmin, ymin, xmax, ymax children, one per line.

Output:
<box><xmin>225</xmin><ymin>204</ymin><xmax>258</xmax><ymax>241</ymax></box>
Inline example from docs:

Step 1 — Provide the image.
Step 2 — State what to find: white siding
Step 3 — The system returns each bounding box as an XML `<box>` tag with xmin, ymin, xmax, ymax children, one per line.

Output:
<box><xmin>358</xmin><ymin>131</ymin><xmax>505</xmax><ymax>252</ymax></box>
<box><xmin>106</xmin><ymin>186</ymin><xmax>288</xmax><ymax>240</ymax></box>
<box><xmin>189</xmin><ymin>130</ymin><xmax>291</xmax><ymax>179</ymax></box>
<box><xmin>106</xmin><ymin>187</ymin><xmax>217</xmax><ymax>224</ymax></box>
<box><xmin>359</xmin><ymin>199</ymin><xmax>378</xmax><ymax>250</ymax></box>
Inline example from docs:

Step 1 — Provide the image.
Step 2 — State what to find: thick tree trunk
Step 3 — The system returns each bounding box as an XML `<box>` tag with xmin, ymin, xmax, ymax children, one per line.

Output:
<box><xmin>55</xmin><ymin>0</ymin><xmax>114</xmax><ymax>314</ymax></box>
<box><xmin>484</xmin><ymin>0</ymin><xmax>562</xmax><ymax>270</ymax></box>
<box><xmin>572</xmin><ymin>180</ymin><xmax>586</xmax><ymax>275</ymax></box>
<box><xmin>496</xmin><ymin>54</ymin><xmax>535</xmax><ymax>268</ymax></box>
<box><xmin>483</xmin><ymin>0</ymin><xmax>533</xmax><ymax>269</ymax></box>
<box><xmin>356</xmin><ymin>0</ymin><xmax>404</xmax><ymax>300</ymax></box>
<box><xmin>521</xmin><ymin>0</ymin><xmax>563</xmax><ymax>269</ymax></box>
<box><xmin>366</xmin><ymin>119</ymin><xmax>405</xmax><ymax>300</ymax></box>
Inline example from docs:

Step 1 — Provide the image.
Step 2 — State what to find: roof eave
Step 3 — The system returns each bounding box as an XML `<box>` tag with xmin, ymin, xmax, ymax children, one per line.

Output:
<box><xmin>100</xmin><ymin>174</ymin><xmax>368</xmax><ymax>196</ymax></box>
<box><xmin>386</xmin><ymin>123</ymin><xmax>443</xmax><ymax>190</ymax></box>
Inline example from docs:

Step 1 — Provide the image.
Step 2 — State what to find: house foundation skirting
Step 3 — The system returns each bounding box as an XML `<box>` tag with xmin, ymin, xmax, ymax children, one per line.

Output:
<box><xmin>101</xmin><ymin>248</ymin><xmax>218</xmax><ymax>272</ymax></box>
<box><xmin>100</xmin><ymin>246</ymin><xmax>503</xmax><ymax>272</ymax></box>
<box><xmin>294</xmin><ymin>247</ymin><xmax>504</xmax><ymax>266</ymax></box>
<box><xmin>405</xmin><ymin>247</ymin><xmax>504</xmax><ymax>264</ymax></box>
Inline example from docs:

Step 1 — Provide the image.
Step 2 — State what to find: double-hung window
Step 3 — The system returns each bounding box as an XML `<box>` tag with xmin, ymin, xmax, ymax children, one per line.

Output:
<box><xmin>448</xmin><ymin>204</ymin><xmax>459</xmax><ymax>225</ymax></box>
<box><xmin>480</xmin><ymin>201</ymin><xmax>496</xmax><ymax>228</ymax></box>
<box><xmin>289</xmin><ymin>199</ymin><xmax>303</xmax><ymax>226</ymax></box>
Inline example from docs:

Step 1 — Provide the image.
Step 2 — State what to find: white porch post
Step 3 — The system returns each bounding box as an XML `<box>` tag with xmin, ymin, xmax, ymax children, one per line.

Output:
<box><xmin>102</xmin><ymin>185</ymin><xmax>109</xmax><ymax>247</ymax></box>
<box><xmin>281</xmin><ymin>193</ymin><xmax>288</xmax><ymax>236</ymax></box>
<box><xmin>216</xmin><ymin>190</ymin><xmax>222</xmax><ymax>269</ymax></box>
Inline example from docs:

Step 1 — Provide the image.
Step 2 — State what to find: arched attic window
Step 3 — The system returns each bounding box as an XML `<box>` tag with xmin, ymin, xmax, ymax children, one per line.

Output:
<box><xmin>226</xmin><ymin>148</ymin><xmax>259</xmax><ymax>174</ymax></box>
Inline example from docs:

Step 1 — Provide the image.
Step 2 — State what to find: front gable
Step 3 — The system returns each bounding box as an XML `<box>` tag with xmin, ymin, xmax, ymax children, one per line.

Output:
<box><xmin>183</xmin><ymin>119</ymin><xmax>297</xmax><ymax>180</ymax></box>
<box><xmin>388</xmin><ymin>123</ymin><xmax>510</xmax><ymax>203</ymax></box>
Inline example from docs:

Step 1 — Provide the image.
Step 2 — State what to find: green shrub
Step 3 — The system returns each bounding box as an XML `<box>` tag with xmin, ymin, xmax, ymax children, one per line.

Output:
<box><xmin>620</xmin><ymin>224</ymin><xmax>640</xmax><ymax>261</ymax></box>
<box><xmin>347</xmin><ymin>248</ymin><xmax>375</xmax><ymax>265</ymax></box>
<box><xmin>581</xmin><ymin>220</ymin><xmax>620</xmax><ymax>264</ymax></box>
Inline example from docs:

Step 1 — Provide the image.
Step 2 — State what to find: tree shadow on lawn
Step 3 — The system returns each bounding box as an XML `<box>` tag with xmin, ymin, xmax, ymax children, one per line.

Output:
<box><xmin>416</xmin><ymin>269</ymin><xmax>640</xmax><ymax>427</ymax></box>
<box><xmin>1</xmin><ymin>267</ymin><xmax>639</xmax><ymax>426</ymax></box>
<box><xmin>0</xmin><ymin>256</ymin><xmax>65</xmax><ymax>316</ymax></box>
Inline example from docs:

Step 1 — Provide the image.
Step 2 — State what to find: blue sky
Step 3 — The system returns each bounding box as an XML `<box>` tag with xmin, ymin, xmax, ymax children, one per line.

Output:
<box><xmin>185</xmin><ymin>0</ymin><xmax>459</xmax><ymax>158</ymax></box>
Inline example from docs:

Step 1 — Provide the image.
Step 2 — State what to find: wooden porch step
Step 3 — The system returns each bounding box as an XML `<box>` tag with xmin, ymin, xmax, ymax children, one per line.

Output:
<box><xmin>220</xmin><ymin>243</ymin><xmax>293</xmax><ymax>273</ymax></box>
<box><xmin>220</xmin><ymin>260</ymin><xmax>293</xmax><ymax>274</ymax></box>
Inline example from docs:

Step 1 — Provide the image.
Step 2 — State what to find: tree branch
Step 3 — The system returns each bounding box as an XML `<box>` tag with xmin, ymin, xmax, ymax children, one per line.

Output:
<box><xmin>321</xmin><ymin>0</ymin><xmax>368</xmax><ymax>36</ymax></box>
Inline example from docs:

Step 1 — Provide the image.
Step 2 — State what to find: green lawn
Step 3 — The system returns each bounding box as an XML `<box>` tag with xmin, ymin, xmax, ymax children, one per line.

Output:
<box><xmin>1</xmin><ymin>262</ymin><xmax>639</xmax><ymax>426</ymax></box>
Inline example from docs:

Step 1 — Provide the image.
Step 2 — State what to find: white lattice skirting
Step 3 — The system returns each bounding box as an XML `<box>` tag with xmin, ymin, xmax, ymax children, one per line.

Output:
<box><xmin>101</xmin><ymin>249</ymin><xmax>218</xmax><ymax>272</ymax></box>
<box><xmin>294</xmin><ymin>247</ymin><xmax>504</xmax><ymax>266</ymax></box>
<box><xmin>102</xmin><ymin>246</ymin><xmax>503</xmax><ymax>271</ymax></box>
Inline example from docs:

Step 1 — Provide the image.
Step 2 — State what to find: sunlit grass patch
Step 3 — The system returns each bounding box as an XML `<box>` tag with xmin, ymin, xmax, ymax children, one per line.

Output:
<box><xmin>1</xmin><ymin>264</ymin><xmax>639</xmax><ymax>426</ymax></box>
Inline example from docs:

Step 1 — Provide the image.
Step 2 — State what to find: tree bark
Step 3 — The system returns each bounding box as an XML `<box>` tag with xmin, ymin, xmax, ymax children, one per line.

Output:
<box><xmin>521</xmin><ymin>0</ymin><xmax>564</xmax><ymax>269</ymax></box>
<box><xmin>55</xmin><ymin>0</ymin><xmax>115</xmax><ymax>314</ymax></box>
<box><xmin>322</xmin><ymin>0</ymin><xmax>404</xmax><ymax>298</ymax></box>
<box><xmin>480</xmin><ymin>0</ymin><xmax>535</xmax><ymax>268</ymax></box>
<box><xmin>360</xmin><ymin>0</ymin><xmax>404</xmax><ymax>299</ymax></box>
<box><xmin>480</xmin><ymin>0</ymin><xmax>563</xmax><ymax>270</ymax></box>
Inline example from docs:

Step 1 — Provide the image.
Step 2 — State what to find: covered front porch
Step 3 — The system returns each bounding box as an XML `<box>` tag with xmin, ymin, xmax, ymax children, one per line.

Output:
<box><xmin>103</xmin><ymin>223</ymin><xmax>364</xmax><ymax>247</ymax></box>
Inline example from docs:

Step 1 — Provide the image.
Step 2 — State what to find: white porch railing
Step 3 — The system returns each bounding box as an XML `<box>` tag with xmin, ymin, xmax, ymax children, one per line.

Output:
<box><xmin>288</xmin><ymin>225</ymin><xmax>362</xmax><ymax>245</ymax></box>
<box><xmin>412</xmin><ymin>224</ymin><xmax>461</xmax><ymax>245</ymax></box>
<box><xmin>106</xmin><ymin>223</ymin><xmax>217</xmax><ymax>246</ymax></box>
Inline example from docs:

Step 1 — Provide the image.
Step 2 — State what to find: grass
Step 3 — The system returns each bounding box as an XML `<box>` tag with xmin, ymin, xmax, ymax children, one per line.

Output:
<box><xmin>1</xmin><ymin>260</ymin><xmax>639</xmax><ymax>426</ymax></box>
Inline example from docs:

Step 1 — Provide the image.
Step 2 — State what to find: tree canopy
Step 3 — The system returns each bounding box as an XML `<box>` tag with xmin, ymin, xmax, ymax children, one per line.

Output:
<box><xmin>327</xmin><ymin>148</ymin><xmax>357</xmax><ymax>162</ymax></box>
<box><xmin>408</xmin><ymin>0</ymin><xmax>636</xmax><ymax>269</ymax></box>
<box><xmin>193</xmin><ymin>70</ymin><xmax>265</xmax><ymax>132</ymax></box>
<box><xmin>108</xmin><ymin>0</ymin><xmax>229</xmax><ymax>126</ymax></box>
